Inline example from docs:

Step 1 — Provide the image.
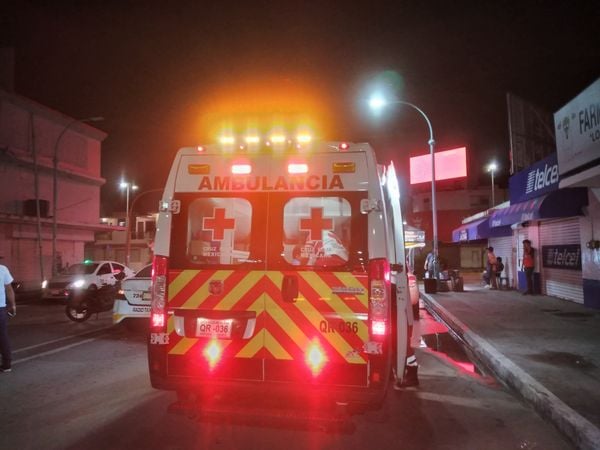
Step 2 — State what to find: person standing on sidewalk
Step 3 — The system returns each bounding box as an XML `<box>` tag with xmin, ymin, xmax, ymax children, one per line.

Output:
<box><xmin>424</xmin><ymin>251</ymin><xmax>435</xmax><ymax>279</ymax></box>
<box><xmin>486</xmin><ymin>247</ymin><xmax>498</xmax><ymax>289</ymax></box>
<box><xmin>0</xmin><ymin>261</ymin><xmax>16</xmax><ymax>372</ymax></box>
<box><xmin>522</xmin><ymin>239</ymin><xmax>535</xmax><ymax>295</ymax></box>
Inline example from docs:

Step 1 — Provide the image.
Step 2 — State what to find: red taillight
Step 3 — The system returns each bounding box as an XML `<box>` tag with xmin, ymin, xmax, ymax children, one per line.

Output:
<box><xmin>372</xmin><ymin>320</ymin><xmax>386</xmax><ymax>336</ymax></box>
<box><xmin>150</xmin><ymin>255</ymin><xmax>168</xmax><ymax>331</ymax></box>
<box><xmin>369</xmin><ymin>259</ymin><xmax>390</xmax><ymax>339</ymax></box>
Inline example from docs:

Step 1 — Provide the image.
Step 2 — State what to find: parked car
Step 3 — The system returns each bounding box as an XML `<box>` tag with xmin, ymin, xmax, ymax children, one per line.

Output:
<box><xmin>41</xmin><ymin>260</ymin><xmax>134</xmax><ymax>301</ymax></box>
<box><xmin>113</xmin><ymin>264</ymin><xmax>152</xmax><ymax>327</ymax></box>
<box><xmin>408</xmin><ymin>271</ymin><xmax>420</xmax><ymax>319</ymax></box>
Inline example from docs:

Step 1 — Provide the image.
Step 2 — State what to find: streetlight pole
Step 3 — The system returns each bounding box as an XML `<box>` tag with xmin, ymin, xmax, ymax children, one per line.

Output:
<box><xmin>487</xmin><ymin>162</ymin><xmax>497</xmax><ymax>207</ymax></box>
<box><xmin>120</xmin><ymin>181</ymin><xmax>138</xmax><ymax>229</ymax></box>
<box><xmin>52</xmin><ymin>116</ymin><xmax>103</xmax><ymax>276</ymax></box>
<box><xmin>124</xmin><ymin>188</ymin><xmax>163</xmax><ymax>268</ymax></box>
<box><xmin>368</xmin><ymin>97</ymin><xmax>438</xmax><ymax>278</ymax></box>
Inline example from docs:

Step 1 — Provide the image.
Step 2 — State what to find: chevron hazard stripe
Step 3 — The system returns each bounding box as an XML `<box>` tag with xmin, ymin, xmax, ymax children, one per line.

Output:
<box><xmin>166</xmin><ymin>269</ymin><xmax>370</xmax><ymax>366</ymax></box>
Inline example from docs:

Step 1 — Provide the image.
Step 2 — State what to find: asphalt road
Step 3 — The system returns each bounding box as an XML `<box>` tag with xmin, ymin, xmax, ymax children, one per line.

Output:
<box><xmin>0</xmin><ymin>300</ymin><xmax>573</xmax><ymax>450</ymax></box>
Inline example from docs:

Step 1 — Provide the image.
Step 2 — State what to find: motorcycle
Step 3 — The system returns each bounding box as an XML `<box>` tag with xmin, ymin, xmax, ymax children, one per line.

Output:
<box><xmin>65</xmin><ymin>279</ymin><xmax>123</xmax><ymax>323</ymax></box>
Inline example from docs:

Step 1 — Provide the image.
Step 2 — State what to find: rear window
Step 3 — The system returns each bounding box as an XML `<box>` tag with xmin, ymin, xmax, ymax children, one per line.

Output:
<box><xmin>65</xmin><ymin>263</ymin><xmax>98</xmax><ymax>275</ymax></box>
<box><xmin>282</xmin><ymin>197</ymin><xmax>351</xmax><ymax>267</ymax></box>
<box><xmin>170</xmin><ymin>192</ymin><xmax>366</xmax><ymax>270</ymax></box>
<box><xmin>136</xmin><ymin>265</ymin><xmax>152</xmax><ymax>278</ymax></box>
<box><xmin>186</xmin><ymin>197</ymin><xmax>252</xmax><ymax>265</ymax></box>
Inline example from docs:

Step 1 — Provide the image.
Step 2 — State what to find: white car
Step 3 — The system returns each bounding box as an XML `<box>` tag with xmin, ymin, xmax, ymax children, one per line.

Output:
<box><xmin>42</xmin><ymin>260</ymin><xmax>134</xmax><ymax>301</ymax></box>
<box><xmin>113</xmin><ymin>264</ymin><xmax>152</xmax><ymax>326</ymax></box>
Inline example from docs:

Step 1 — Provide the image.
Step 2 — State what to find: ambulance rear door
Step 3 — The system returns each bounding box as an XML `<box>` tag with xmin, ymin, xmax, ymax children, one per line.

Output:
<box><xmin>164</xmin><ymin>156</ymin><xmax>269</xmax><ymax>382</ymax></box>
<box><xmin>262</xmin><ymin>151</ymin><xmax>372</xmax><ymax>388</ymax></box>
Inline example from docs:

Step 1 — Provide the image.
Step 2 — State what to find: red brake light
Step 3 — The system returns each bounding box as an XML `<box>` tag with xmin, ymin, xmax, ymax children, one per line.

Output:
<box><xmin>369</xmin><ymin>258</ymin><xmax>390</xmax><ymax>339</ymax></box>
<box><xmin>150</xmin><ymin>255</ymin><xmax>168</xmax><ymax>331</ymax></box>
<box><xmin>372</xmin><ymin>320</ymin><xmax>386</xmax><ymax>336</ymax></box>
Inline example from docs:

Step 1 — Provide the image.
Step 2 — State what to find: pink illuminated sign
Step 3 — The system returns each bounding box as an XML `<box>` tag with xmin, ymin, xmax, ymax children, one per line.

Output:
<box><xmin>410</xmin><ymin>147</ymin><xmax>467</xmax><ymax>184</ymax></box>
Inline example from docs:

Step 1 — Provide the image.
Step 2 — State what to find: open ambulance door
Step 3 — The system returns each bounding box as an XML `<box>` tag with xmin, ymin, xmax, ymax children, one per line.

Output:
<box><xmin>384</xmin><ymin>163</ymin><xmax>410</xmax><ymax>384</ymax></box>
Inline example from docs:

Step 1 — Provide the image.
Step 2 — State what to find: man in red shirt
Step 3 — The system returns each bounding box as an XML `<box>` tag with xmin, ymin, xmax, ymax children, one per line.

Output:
<box><xmin>522</xmin><ymin>239</ymin><xmax>535</xmax><ymax>295</ymax></box>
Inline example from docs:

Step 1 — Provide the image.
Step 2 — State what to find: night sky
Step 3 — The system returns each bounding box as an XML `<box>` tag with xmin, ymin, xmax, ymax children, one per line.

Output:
<box><xmin>4</xmin><ymin>1</ymin><xmax>599</xmax><ymax>214</ymax></box>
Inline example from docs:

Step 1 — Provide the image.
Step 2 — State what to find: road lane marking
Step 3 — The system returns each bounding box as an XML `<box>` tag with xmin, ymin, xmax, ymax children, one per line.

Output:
<box><xmin>13</xmin><ymin>337</ymin><xmax>105</xmax><ymax>365</ymax></box>
<box><xmin>12</xmin><ymin>326</ymin><xmax>114</xmax><ymax>354</ymax></box>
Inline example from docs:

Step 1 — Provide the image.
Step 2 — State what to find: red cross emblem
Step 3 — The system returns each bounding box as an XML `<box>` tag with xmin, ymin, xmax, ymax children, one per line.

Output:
<box><xmin>299</xmin><ymin>207</ymin><xmax>333</xmax><ymax>241</ymax></box>
<box><xmin>203</xmin><ymin>208</ymin><xmax>235</xmax><ymax>240</ymax></box>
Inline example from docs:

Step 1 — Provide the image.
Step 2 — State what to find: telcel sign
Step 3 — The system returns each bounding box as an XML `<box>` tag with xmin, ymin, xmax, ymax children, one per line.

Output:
<box><xmin>510</xmin><ymin>153</ymin><xmax>559</xmax><ymax>204</ymax></box>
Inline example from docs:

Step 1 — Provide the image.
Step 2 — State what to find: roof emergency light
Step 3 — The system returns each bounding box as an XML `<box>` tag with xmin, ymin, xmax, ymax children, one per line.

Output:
<box><xmin>339</xmin><ymin>142</ymin><xmax>350</xmax><ymax>151</ymax></box>
<box><xmin>270</xmin><ymin>134</ymin><xmax>286</xmax><ymax>144</ymax></box>
<box><xmin>219</xmin><ymin>136</ymin><xmax>235</xmax><ymax>145</ymax></box>
<box><xmin>288</xmin><ymin>163</ymin><xmax>309</xmax><ymax>174</ymax></box>
<box><xmin>296</xmin><ymin>133</ymin><xmax>312</xmax><ymax>144</ymax></box>
<box><xmin>231</xmin><ymin>164</ymin><xmax>252</xmax><ymax>175</ymax></box>
<box><xmin>245</xmin><ymin>135</ymin><xmax>260</xmax><ymax>144</ymax></box>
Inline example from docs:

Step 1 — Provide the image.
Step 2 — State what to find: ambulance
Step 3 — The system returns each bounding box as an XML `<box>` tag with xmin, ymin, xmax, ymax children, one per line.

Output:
<box><xmin>148</xmin><ymin>137</ymin><xmax>413</xmax><ymax>410</ymax></box>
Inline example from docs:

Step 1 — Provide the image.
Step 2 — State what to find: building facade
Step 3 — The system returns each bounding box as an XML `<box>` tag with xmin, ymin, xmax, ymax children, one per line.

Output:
<box><xmin>0</xmin><ymin>89</ymin><xmax>116</xmax><ymax>291</ymax></box>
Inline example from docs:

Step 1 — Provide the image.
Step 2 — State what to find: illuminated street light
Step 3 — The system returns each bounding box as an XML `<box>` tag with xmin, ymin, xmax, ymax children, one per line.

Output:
<box><xmin>368</xmin><ymin>95</ymin><xmax>439</xmax><ymax>278</ymax></box>
<box><xmin>487</xmin><ymin>162</ymin><xmax>498</xmax><ymax>207</ymax></box>
<box><xmin>52</xmin><ymin>116</ymin><xmax>104</xmax><ymax>276</ymax></box>
<box><xmin>120</xmin><ymin>180</ymin><xmax>138</xmax><ymax>230</ymax></box>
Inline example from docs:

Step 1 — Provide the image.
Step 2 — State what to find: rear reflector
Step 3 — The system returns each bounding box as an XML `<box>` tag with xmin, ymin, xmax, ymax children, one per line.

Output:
<box><xmin>332</xmin><ymin>162</ymin><xmax>356</xmax><ymax>173</ymax></box>
<box><xmin>188</xmin><ymin>164</ymin><xmax>210</xmax><ymax>174</ymax></box>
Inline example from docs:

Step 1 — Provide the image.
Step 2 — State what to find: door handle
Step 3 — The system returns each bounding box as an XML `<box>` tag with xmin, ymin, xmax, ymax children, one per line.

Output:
<box><xmin>282</xmin><ymin>274</ymin><xmax>298</xmax><ymax>303</ymax></box>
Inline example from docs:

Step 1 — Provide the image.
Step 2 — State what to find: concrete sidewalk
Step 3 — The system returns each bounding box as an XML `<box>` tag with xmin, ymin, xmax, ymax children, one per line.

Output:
<box><xmin>419</xmin><ymin>278</ymin><xmax>600</xmax><ymax>450</ymax></box>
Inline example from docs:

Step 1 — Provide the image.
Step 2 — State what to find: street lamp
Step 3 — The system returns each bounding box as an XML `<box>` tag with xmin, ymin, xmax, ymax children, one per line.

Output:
<box><xmin>52</xmin><ymin>116</ymin><xmax>104</xmax><ymax>276</ymax></box>
<box><xmin>120</xmin><ymin>181</ymin><xmax>139</xmax><ymax>229</ymax></box>
<box><xmin>369</xmin><ymin>95</ymin><xmax>439</xmax><ymax>278</ymax></box>
<box><xmin>487</xmin><ymin>162</ymin><xmax>498</xmax><ymax>207</ymax></box>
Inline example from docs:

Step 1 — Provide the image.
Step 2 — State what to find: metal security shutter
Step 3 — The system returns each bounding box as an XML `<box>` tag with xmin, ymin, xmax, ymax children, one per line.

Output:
<box><xmin>489</xmin><ymin>236</ymin><xmax>514</xmax><ymax>285</ymax></box>
<box><xmin>539</xmin><ymin>218</ymin><xmax>583</xmax><ymax>303</ymax></box>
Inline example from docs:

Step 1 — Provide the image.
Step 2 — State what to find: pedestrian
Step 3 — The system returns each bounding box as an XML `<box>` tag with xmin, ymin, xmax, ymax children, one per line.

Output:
<box><xmin>522</xmin><ymin>239</ymin><xmax>535</xmax><ymax>295</ymax></box>
<box><xmin>486</xmin><ymin>247</ymin><xmax>498</xmax><ymax>289</ymax></box>
<box><xmin>424</xmin><ymin>251</ymin><xmax>435</xmax><ymax>279</ymax></box>
<box><xmin>0</xmin><ymin>261</ymin><xmax>16</xmax><ymax>373</ymax></box>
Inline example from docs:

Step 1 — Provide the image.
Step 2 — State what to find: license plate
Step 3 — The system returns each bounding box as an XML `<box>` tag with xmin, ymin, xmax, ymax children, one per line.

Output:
<box><xmin>196</xmin><ymin>318</ymin><xmax>232</xmax><ymax>339</ymax></box>
<box><xmin>51</xmin><ymin>289</ymin><xmax>60</xmax><ymax>296</ymax></box>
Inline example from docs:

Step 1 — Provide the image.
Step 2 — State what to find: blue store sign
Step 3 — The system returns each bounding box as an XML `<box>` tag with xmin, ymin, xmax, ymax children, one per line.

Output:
<box><xmin>509</xmin><ymin>153</ymin><xmax>560</xmax><ymax>204</ymax></box>
<box><xmin>541</xmin><ymin>244</ymin><xmax>582</xmax><ymax>270</ymax></box>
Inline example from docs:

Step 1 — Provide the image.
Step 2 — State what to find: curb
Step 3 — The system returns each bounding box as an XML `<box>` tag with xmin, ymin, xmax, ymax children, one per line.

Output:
<box><xmin>420</xmin><ymin>291</ymin><xmax>600</xmax><ymax>450</ymax></box>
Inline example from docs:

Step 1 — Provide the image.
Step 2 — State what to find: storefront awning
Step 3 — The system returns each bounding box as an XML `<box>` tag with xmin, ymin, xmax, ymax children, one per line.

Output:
<box><xmin>489</xmin><ymin>187</ymin><xmax>588</xmax><ymax>228</ymax></box>
<box><xmin>451</xmin><ymin>218</ymin><xmax>511</xmax><ymax>243</ymax></box>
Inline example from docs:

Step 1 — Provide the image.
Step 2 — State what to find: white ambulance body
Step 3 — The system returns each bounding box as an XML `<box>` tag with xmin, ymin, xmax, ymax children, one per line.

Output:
<box><xmin>148</xmin><ymin>141</ymin><xmax>411</xmax><ymax>407</ymax></box>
